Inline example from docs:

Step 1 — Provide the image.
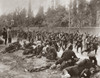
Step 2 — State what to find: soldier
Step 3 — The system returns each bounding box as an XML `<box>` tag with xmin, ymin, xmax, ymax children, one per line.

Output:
<box><xmin>2</xmin><ymin>38</ymin><xmax>21</xmax><ymax>53</ymax></box>
<box><xmin>46</xmin><ymin>41</ymin><xmax>57</xmax><ymax>60</ymax></box>
<box><xmin>50</xmin><ymin>45</ymin><xmax>78</xmax><ymax>70</ymax></box>
<box><xmin>62</xmin><ymin>58</ymin><xmax>97</xmax><ymax>78</ymax></box>
<box><xmin>87</xmin><ymin>51</ymin><xmax>98</xmax><ymax>67</ymax></box>
<box><xmin>80</xmin><ymin>68</ymin><xmax>91</xmax><ymax>78</ymax></box>
<box><xmin>81</xmin><ymin>43</ymin><xmax>94</xmax><ymax>54</ymax></box>
<box><xmin>23</xmin><ymin>41</ymin><xmax>36</xmax><ymax>55</ymax></box>
<box><xmin>7</xmin><ymin>27</ymin><xmax>12</xmax><ymax>43</ymax></box>
<box><xmin>92</xmin><ymin>37</ymin><xmax>98</xmax><ymax>54</ymax></box>
<box><xmin>2</xmin><ymin>28</ymin><xmax>7</xmax><ymax>45</ymax></box>
<box><xmin>76</xmin><ymin>36</ymin><xmax>83</xmax><ymax>53</ymax></box>
<box><xmin>34</xmin><ymin>44</ymin><xmax>44</xmax><ymax>57</ymax></box>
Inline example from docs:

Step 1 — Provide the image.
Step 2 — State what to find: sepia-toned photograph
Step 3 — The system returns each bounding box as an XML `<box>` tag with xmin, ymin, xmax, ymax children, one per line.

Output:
<box><xmin>0</xmin><ymin>0</ymin><xmax>100</xmax><ymax>78</ymax></box>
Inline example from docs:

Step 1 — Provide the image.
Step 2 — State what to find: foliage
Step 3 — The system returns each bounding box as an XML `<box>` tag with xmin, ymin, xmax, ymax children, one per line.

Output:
<box><xmin>35</xmin><ymin>6</ymin><xmax>45</xmax><ymax>27</ymax></box>
<box><xmin>71</xmin><ymin>0</ymin><xmax>100</xmax><ymax>27</ymax></box>
<box><xmin>45</xmin><ymin>5</ymin><xmax>69</xmax><ymax>27</ymax></box>
<box><xmin>0</xmin><ymin>0</ymin><xmax>100</xmax><ymax>28</ymax></box>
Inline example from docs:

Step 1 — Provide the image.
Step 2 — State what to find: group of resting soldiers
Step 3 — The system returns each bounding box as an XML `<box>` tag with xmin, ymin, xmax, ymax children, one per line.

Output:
<box><xmin>1</xmin><ymin>30</ymin><xmax>100</xmax><ymax>78</ymax></box>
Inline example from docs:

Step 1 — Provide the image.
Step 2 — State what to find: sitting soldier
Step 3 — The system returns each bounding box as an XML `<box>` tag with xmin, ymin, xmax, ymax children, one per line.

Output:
<box><xmin>46</xmin><ymin>41</ymin><xmax>57</xmax><ymax>60</ymax></box>
<box><xmin>42</xmin><ymin>42</ymin><xmax>49</xmax><ymax>56</ymax></box>
<box><xmin>50</xmin><ymin>45</ymin><xmax>78</xmax><ymax>70</ymax></box>
<box><xmin>23</xmin><ymin>41</ymin><xmax>36</xmax><ymax>49</ymax></box>
<box><xmin>87</xmin><ymin>51</ymin><xmax>98</xmax><ymax>67</ymax></box>
<box><xmin>23</xmin><ymin>47</ymin><xmax>34</xmax><ymax>55</ymax></box>
<box><xmin>34</xmin><ymin>44</ymin><xmax>44</xmax><ymax>57</ymax></box>
<box><xmin>23</xmin><ymin>41</ymin><xmax>36</xmax><ymax>55</ymax></box>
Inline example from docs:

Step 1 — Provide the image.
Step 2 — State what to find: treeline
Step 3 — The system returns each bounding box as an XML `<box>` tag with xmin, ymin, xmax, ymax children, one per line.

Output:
<box><xmin>0</xmin><ymin>0</ymin><xmax>100</xmax><ymax>28</ymax></box>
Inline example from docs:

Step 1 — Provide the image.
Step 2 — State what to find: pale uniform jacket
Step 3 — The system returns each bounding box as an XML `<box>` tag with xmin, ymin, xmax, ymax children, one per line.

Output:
<box><xmin>7</xmin><ymin>29</ymin><xmax>12</xmax><ymax>38</ymax></box>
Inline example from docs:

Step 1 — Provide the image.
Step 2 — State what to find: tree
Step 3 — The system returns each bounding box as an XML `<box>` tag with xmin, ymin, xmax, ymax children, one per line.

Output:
<box><xmin>89</xmin><ymin>0</ymin><xmax>100</xmax><ymax>27</ymax></box>
<box><xmin>45</xmin><ymin>7</ymin><xmax>56</xmax><ymax>27</ymax></box>
<box><xmin>55</xmin><ymin>5</ymin><xmax>69</xmax><ymax>27</ymax></box>
<box><xmin>45</xmin><ymin>5</ymin><xmax>69</xmax><ymax>27</ymax></box>
<box><xmin>19</xmin><ymin>8</ymin><xmax>27</xmax><ymax>25</ymax></box>
<box><xmin>35</xmin><ymin>6</ymin><xmax>45</xmax><ymax>27</ymax></box>
<box><xmin>71</xmin><ymin>0</ymin><xmax>92</xmax><ymax>27</ymax></box>
<box><xmin>12</xmin><ymin>8</ymin><xmax>28</xmax><ymax>27</ymax></box>
<box><xmin>77</xmin><ymin>0</ymin><xmax>88</xmax><ymax>27</ymax></box>
<box><xmin>71</xmin><ymin>0</ymin><xmax>78</xmax><ymax>27</ymax></box>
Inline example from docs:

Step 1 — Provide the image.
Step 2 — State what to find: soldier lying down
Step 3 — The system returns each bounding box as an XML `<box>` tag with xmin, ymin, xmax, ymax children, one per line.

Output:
<box><xmin>2</xmin><ymin>39</ymin><xmax>21</xmax><ymax>53</ymax></box>
<box><xmin>61</xmin><ymin>57</ymin><xmax>99</xmax><ymax>78</ymax></box>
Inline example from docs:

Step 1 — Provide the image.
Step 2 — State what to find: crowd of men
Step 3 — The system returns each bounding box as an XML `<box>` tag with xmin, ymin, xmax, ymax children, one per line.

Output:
<box><xmin>2</xmin><ymin>27</ymin><xmax>12</xmax><ymax>45</ymax></box>
<box><xmin>1</xmin><ymin>28</ymin><xmax>100</xmax><ymax>78</ymax></box>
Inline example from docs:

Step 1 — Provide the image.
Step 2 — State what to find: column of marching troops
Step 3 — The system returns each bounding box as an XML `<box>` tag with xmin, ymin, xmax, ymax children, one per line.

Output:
<box><xmin>1</xmin><ymin>28</ymin><xmax>100</xmax><ymax>78</ymax></box>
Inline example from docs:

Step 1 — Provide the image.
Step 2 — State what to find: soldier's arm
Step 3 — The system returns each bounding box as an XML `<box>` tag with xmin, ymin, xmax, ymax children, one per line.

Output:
<box><xmin>72</xmin><ymin>52</ymin><xmax>77</xmax><ymax>59</ymax></box>
<box><xmin>55</xmin><ymin>57</ymin><xmax>65</xmax><ymax>65</ymax></box>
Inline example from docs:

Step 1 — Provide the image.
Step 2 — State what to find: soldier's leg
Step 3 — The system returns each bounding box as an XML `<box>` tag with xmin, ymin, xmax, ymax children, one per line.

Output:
<box><xmin>64</xmin><ymin>42</ymin><xmax>67</xmax><ymax>50</ymax></box>
<box><xmin>81</xmin><ymin>45</ymin><xmax>83</xmax><ymax>52</ymax></box>
<box><xmin>8</xmin><ymin>38</ymin><xmax>12</xmax><ymax>43</ymax></box>
<box><xmin>94</xmin><ymin>48</ymin><xmax>97</xmax><ymax>54</ymax></box>
<box><xmin>77</xmin><ymin>46</ymin><xmax>79</xmax><ymax>53</ymax></box>
<box><xmin>5</xmin><ymin>38</ymin><xmax>7</xmax><ymax>45</ymax></box>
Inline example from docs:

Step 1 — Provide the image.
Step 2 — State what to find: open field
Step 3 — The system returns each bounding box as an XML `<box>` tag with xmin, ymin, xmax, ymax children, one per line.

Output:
<box><xmin>0</xmin><ymin>28</ymin><xmax>100</xmax><ymax>78</ymax></box>
<box><xmin>12</xmin><ymin>27</ymin><xmax>100</xmax><ymax>36</ymax></box>
<box><xmin>0</xmin><ymin>38</ymin><xmax>100</xmax><ymax>78</ymax></box>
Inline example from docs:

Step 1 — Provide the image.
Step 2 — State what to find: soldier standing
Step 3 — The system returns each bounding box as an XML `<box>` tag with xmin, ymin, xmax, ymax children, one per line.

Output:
<box><xmin>7</xmin><ymin>27</ymin><xmax>12</xmax><ymax>43</ymax></box>
<box><xmin>2</xmin><ymin>28</ymin><xmax>7</xmax><ymax>45</ymax></box>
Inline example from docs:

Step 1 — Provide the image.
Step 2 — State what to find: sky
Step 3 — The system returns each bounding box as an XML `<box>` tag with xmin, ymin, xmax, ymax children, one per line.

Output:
<box><xmin>0</xmin><ymin>0</ymin><xmax>90</xmax><ymax>16</ymax></box>
<box><xmin>0</xmin><ymin>0</ymin><xmax>71</xmax><ymax>16</ymax></box>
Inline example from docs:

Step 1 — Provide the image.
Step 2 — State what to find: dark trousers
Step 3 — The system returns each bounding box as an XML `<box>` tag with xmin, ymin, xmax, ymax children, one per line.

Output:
<box><xmin>94</xmin><ymin>47</ymin><xmax>98</xmax><ymax>54</ymax></box>
<box><xmin>4</xmin><ymin>38</ymin><xmax>7</xmax><ymax>45</ymax></box>
<box><xmin>8</xmin><ymin>38</ymin><xmax>12</xmax><ymax>43</ymax></box>
<box><xmin>77</xmin><ymin>45</ymin><xmax>83</xmax><ymax>52</ymax></box>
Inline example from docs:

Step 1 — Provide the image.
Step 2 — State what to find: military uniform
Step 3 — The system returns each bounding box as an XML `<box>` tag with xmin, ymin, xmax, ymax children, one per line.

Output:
<box><xmin>64</xmin><ymin>59</ymin><xmax>95</xmax><ymax>77</ymax></box>
<box><xmin>55</xmin><ymin>49</ymin><xmax>77</xmax><ymax>70</ymax></box>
